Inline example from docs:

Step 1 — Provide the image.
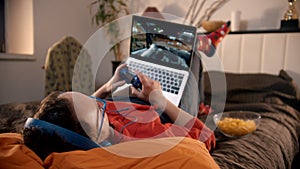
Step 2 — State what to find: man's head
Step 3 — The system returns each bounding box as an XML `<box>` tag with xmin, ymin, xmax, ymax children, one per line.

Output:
<box><xmin>33</xmin><ymin>91</ymin><xmax>88</xmax><ymax>136</ymax></box>
<box><xmin>58</xmin><ymin>91</ymin><xmax>111</xmax><ymax>143</ymax></box>
<box><xmin>23</xmin><ymin>91</ymin><xmax>110</xmax><ymax>160</ymax></box>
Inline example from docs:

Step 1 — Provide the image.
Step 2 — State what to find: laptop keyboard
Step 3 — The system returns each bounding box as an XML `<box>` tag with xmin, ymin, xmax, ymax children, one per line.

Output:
<box><xmin>128</xmin><ymin>61</ymin><xmax>184</xmax><ymax>94</ymax></box>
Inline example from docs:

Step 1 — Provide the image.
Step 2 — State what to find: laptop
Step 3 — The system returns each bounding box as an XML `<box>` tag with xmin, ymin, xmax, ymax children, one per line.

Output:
<box><xmin>126</xmin><ymin>15</ymin><xmax>197</xmax><ymax>106</ymax></box>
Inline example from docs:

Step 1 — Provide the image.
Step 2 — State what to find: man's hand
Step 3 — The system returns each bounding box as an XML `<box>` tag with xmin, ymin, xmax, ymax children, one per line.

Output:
<box><xmin>92</xmin><ymin>64</ymin><xmax>127</xmax><ymax>98</ymax></box>
<box><xmin>131</xmin><ymin>72</ymin><xmax>167</xmax><ymax>109</ymax></box>
<box><xmin>108</xmin><ymin>63</ymin><xmax>127</xmax><ymax>91</ymax></box>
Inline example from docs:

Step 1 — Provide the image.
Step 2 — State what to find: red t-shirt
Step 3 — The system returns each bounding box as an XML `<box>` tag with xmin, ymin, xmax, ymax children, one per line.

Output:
<box><xmin>103</xmin><ymin>101</ymin><xmax>216</xmax><ymax>151</ymax></box>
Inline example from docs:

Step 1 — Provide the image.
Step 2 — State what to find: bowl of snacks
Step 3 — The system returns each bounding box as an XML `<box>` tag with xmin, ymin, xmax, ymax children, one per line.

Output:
<box><xmin>213</xmin><ymin>111</ymin><xmax>261</xmax><ymax>137</ymax></box>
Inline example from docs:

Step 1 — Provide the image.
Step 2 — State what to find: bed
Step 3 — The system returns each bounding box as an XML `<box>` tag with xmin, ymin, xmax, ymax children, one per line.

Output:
<box><xmin>0</xmin><ymin>69</ymin><xmax>300</xmax><ymax>169</ymax></box>
<box><xmin>1</xmin><ymin>30</ymin><xmax>300</xmax><ymax>168</ymax></box>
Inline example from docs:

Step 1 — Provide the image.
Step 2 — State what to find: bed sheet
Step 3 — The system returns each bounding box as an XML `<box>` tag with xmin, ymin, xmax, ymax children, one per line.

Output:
<box><xmin>203</xmin><ymin>70</ymin><xmax>300</xmax><ymax>169</ymax></box>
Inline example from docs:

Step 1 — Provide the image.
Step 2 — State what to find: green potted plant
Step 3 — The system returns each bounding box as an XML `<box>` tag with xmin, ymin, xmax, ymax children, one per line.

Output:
<box><xmin>89</xmin><ymin>0</ymin><xmax>129</xmax><ymax>65</ymax></box>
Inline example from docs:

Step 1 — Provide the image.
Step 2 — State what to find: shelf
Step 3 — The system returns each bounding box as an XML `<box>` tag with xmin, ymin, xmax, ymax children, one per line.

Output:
<box><xmin>229</xmin><ymin>29</ymin><xmax>300</xmax><ymax>34</ymax></box>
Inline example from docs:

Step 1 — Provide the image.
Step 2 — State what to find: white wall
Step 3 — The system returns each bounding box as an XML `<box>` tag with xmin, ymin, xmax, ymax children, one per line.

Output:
<box><xmin>0</xmin><ymin>0</ymin><xmax>98</xmax><ymax>104</ymax></box>
<box><xmin>213</xmin><ymin>33</ymin><xmax>300</xmax><ymax>88</ymax></box>
<box><xmin>0</xmin><ymin>0</ymin><xmax>299</xmax><ymax>104</ymax></box>
<box><xmin>130</xmin><ymin>0</ymin><xmax>300</xmax><ymax>30</ymax></box>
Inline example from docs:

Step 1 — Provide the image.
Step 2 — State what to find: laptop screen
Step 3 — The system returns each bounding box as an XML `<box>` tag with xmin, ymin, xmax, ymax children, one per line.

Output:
<box><xmin>130</xmin><ymin>15</ymin><xmax>197</xmax><ymax>70</ymax></box>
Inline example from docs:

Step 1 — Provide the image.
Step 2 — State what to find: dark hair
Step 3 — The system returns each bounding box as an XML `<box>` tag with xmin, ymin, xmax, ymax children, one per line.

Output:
<box><xmin>22</xmin><ymin>91</ymin><xmax>89</xmax><ymax>160</ymax></box>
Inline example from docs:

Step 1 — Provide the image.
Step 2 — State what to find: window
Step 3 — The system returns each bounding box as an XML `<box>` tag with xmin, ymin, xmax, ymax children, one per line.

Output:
<box><xmin>1</xmin><ymin>0</ymin><xmax>34</xmax><ymax>56</ymax></box>
<box><xmin>0</xmin><ymin>0</ymin><xmax>5</xmax><ymax>53</ymax></box>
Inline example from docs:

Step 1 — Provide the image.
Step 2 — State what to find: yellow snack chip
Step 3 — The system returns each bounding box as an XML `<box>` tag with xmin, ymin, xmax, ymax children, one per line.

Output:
<box><xmin>218</xmin><ymin>117</ymin><xmax>256</xmax><ymax>136</ymax></box>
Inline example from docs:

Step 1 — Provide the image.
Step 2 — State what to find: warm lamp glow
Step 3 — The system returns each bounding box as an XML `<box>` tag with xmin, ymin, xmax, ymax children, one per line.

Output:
<box><xmin>5</xmin><ymin>0</ymin><xmax>34</xmax><ymax>55</ymax></box>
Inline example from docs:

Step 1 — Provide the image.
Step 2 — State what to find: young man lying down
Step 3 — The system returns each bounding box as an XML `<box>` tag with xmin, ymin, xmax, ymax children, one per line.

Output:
<box><xmin>22</xmin><ymin>64</ymin><xmax>216</xmax><ymax>160</ymax></box>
